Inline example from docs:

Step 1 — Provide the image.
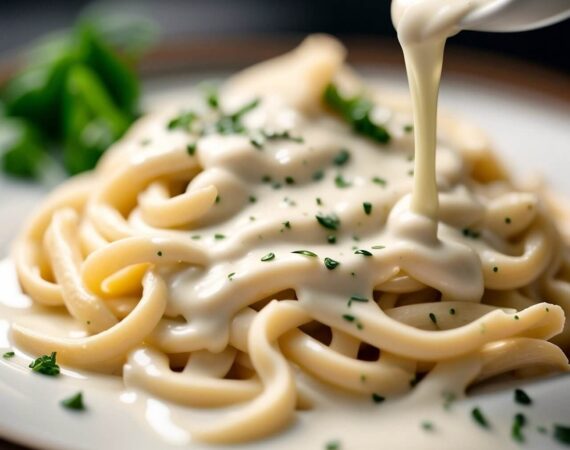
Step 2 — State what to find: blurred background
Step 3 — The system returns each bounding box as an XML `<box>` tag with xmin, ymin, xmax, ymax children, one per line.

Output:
<box><xmin>1</xmin><ymin>0</ymin><xmax>569</xmax><ymax>73</ymax></box>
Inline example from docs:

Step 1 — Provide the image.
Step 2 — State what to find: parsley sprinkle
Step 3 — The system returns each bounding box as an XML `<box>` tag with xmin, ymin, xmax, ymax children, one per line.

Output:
<box><xmin>292</xmin><ymin>250</ymin><xmax>318</xmax><ymax>258</ymax></box>
<box><xmin>554</xmin><ymin>425</ymin><xmax>570</xmax><ymax>444</ymax></box>
<box><xmin>537</xmin><ymin>426</ymin><xmax>548</xmax><ymax>434</ymax></box>
<box><xmin>493</xmin><ymin>266</ymin><xmax>499</xmax><ymax>273</ymax></box>
<box><xmin>316</xmin><ymin>213</ymin><xmax>341</xmax><ymax>230</ymax></box>
<box><xmin>449</xmin><ymin>308</ymin><xmax>456</xmax><ymax>315</ymax></box>
<box><xmin>313</xmin><ymin>170</ymin><xmax>324</xmax><ymax>181</ymax></box>
<box><xmin>354</xmin><ymin>249</ymin><xmax>372</xmax><ymax>256</ymax></box>
<box><xmin>462</xmin><ymin>228</ymin><xmax>481</xmax><ymax>239</ymax></box>
<box><xmin>471</xmin><ymin>407</ymin><xmax>489</xmax><ymax>428</ymax></box>
<box><xmin>333</xmin><ymin>149</ymin><xmax>351</xmax><ymax>166</ymax></box>
<box><xmin>505</xmin><ymin>217</ymin><xmax>512</xmax><ymax>224</ymax></box>
<box><xmin>324</xmin><ymin>257</ymin><xmax>340</xmax><ymax>270</ymax></box>
<box><xmin>349</xmin><ymin>295</ymin><xmax>369</xmax><ymax>306</ymax></box>
<box><xmin>250</xmin><ymin>135</ymin><xmax>264</xmax><ymax>149</ymax></box>
<box><xmin>249</xmin><ymin>195</ymin><xmax>257</xmax><ymax>203</ymax></box>
<box><xmin>371</xmin><ymin>245</ymin><xmax>385</xmax><ymax>250</ymax></box>
<box><xmin>372</xmin><ymin>393</ymin><xmax>385</xmax><ymax>404</ymax></box>
<box><xmin>206</xmin><ymin>89</ymin><xmax>219</xmax><ymax>109</ymax></box>
<box><xmin>261</xmin><ymin>175</ymin><xmax>272</xmax><ymax>183</ymax></box>
<box><xmin>342</xmin><ymin>314</ymin><xmax>355</xmax><ymax>323</ymax></box>
<box><xmin>282</xmin><ymin>221</ymin><xmax>291</xmax><ymax>230</ymax></box>
<box><xmin>514</xmin><ymin>389</ymin><xmax>532</xmax><ymax>406</ymax></box>
<box><xmin>61</xmin><ymin>392</ymin><xmax>85</xmax><ymax>411</ymax></box>
<box><xmin>261</xmin><ymin>253</ymin><xmax>275</xmax><ymax>262</ymax></box>
<box><xmin>214</xmin><ymin>233</ymin><xmax>225</xmax><ymax>240</ymax></box>
<box><xmin>167</xmin><ymin>111</ymin><xmax>197</xmax><ymax>131</ymax></box>
<box><xmin>327</xmin><ymin>235</ymin><xmax>337</xmax><ymax>244</ymax></box>
<box><xmin>325</xmin><ymin>440</ymin><xmax>341</xmax><ymax>450</ymax></box>
<box><xmin>191</xmin><ymin>235</ymin><xmax>201</xmax><ymax>240</ymax></box>
<box><xmin>421</xmin><ymin>421</ymin><xmax>434</xmax><ymax>431</ymax></box>
<box><xmin>29</xmin><ymin>352</ymin><xmax>60</xmax><ymax>376</ymax></box>
<box><xmin>186</xmin><ymin>143</ymin><xmax>196</xmax><ymax>155</ymax></box>
<box><xmin>514</xmin><ymin>315</ymin><xmax>520</xmax><ymax>320</ymax></box>
<box><xmin>156</xmin><ymin>251</ymin><xmax>163</xmax><ymax>257</ymax></box>
<box><xmin>429</xmin><ymin>312</ymin><xmax>437</xmax><ymax>325</ymax></box>
<box><xmin>316</xmin><ymin>197</ymin><xmax>323</xmax><ymax>205</ymax></box>
<box><xmin>404</xmin><ymin>124</ymin><xmax>414</xmax><ymax>133</ymax></box>
<box><xmin>372</xmin><ymin>176</ymin><xmax>387</xmax><ymax>187</ymax></box>
<box><xmin>443</xmin><ymin>391</ymin><xmax>456</xmax><ymax>410</ymax></box>
<box><xmin>285</xmin><ymin>176</ymin><xmax>295</xmax><ymax>185</ymax></box>
<box><xmin>363</xmin><ymin>202</ymin><xmax>372</xmax><ymax>215</ymax></box>
<box><xmin>512</xmin><ymin>413</ymin><xmax>526</xmax><ymax>443</ymax></box>
<box><xmin>3</xmin><ymin>351</ymin><xmax>15</xmax><ymax>359</ymax></box>
<box><xmin>215</xmin><ymin>195</ymin><xmax>221</xmax><ymax>203</ymax></box>
<box><xmin>228</xmin><ymin>272</ymin><xmax>235</xmax><ymax>281</ymax></box>
<box><xmin>334</xmin><ymin>174</ymin><xmax>352</xmax><ymax>188</ymax></box>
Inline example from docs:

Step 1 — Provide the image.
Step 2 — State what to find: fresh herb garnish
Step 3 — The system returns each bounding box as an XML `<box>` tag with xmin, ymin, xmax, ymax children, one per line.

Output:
<box><xmin>214</xmin><ymin>233</ymin><xmax>225</xmax><ymax>240</ymax></box>
<box><xmin>514</xmin><ymin>389</ymin><xmax>532</xmax><ymax>406</ymax></box>
<box><xmin>61</xmin><ymin>392</ymin><xmax>85</xmax><ymax>411</ymax></box>
<box><xmin>421</xmin><ymin>421</ymin><xmax>434</xmax><ymax>431</ymax></box>
<box><xmin>371</xmin><ymin>393</ymin><xmax>385</xmax><ymax>404</ymax></box>
<box><xmin>554</xmin><ymin>425</ymin><xmax>570</xmax><ymax>444</ymax></box>
<box><xmin>313</xmin><ymin>170</ymin><xmax>324</xmax><ymax>181</ymax></box>
<box><xmin>511</xmin><ymin>413</ymin><xmax>527</xmax><ymax>443</ymax></box>
<box><xmin>493</xmin><ymin>266</ymin><xmax>499</xmax><ymax>273</ymax></box>
<box><xmin>156</xmin><ymin>250</ymin><xmax>163</xmax><ymax>256</ymax></box>
<box><xmin>249</xmin><ymin>195</ymin><xmax>257</xmax><ymax>203</ymax></box>
<box><xmin>228</xmin><ymin>272</ymin><xmax>235</xmax><ymax>281</ymax></box>
<box><xmin>333</xmin><ymin>149</ymin><xmax>351</xmax><ymax>166</ymax></box>
<box><xmin>325</xmin><ymin>440</ymin><xmax>341</xmax><ymax>450</ymax></box>
<box><xmin>371</xmin><ymin>245</ymin><xmax>385</xmax><ymax>250</ymax></box>
<box><xmin>261</xmin><ymin>252</ymin><xmax>275</xmax><ymax>262</ymax></box>
<box><xmin>449</xmin><ymin>308</ymin><xmax>456</xmax><ymax>315</ymax></box>
<box><xmin>316</xmin><ymin>213</ymin><xmax>341</xmax><ymax>230</ymax></box>
<box><xmin>348</xmin><ymin>295</ymin><xmax>369</xmax><ymax>306</ymax></box>
<box><xmin>342</xmin><ymin>314</ymin><xmax>355</xmax><ymax>322</ymax></box>
<box><xmin>403</xmin><ymin>124</ymin><xmax>414</xmax><ymax>133</ymax></box>
<box><xmin>363</xmin><ymin>202</ymin><xmax>372</xmax><ymax>215</ymax></box>
<box><xmin>168</xmin><ymin>111</ymin><xmax>198</xmax><ymax>131</ymax></box>
<box><xmin>205</xmin><ymin>88</ymin><xmax>220</xmax><ymax>109</ymax></box>
<box><xmin>471</xmin><ymin>407</ymin><xmax>490</xmax><ymax>429</ymax></box>
<box><xmin>324</xmin><ymin>84</ymin><xmax>391</xmax><ymax>144</ymax></box>
<box><xmin>442</xmin><ymin>391</ymin><xmax>456</xmax><ymax>410</ymax></box>
<box><xmin>282</xmin><ymin>221</ymin><xmax>291</xmax><ymax>230</ymax></box>
<box><xmin>505</xmin><ymin>217</ymin><xmax>512</xmax><ymax>224</ymax></box>
<box><xmin>327</xmin><ymin>235</ymin><xmax>337</xmax><ymax>244</ymax></box>
<box><xmin>316</xmin><ymin>197</ymin><xmax>323</xmax><ymax>205</ymax></box>
<box><xmin>29</xmin><ymin>352</ymin><xmax>60</xmax><ymax>376</ymax></box>
<box><xmin>429</xmin><ymin>312</ymin><xmax>437</xmax><ymax>325</ymax></box>
<box><xmin>372</xmin><ymin>176</ymin><xmax>387</xmax><ymax>187</ymax></box>
<box><xmin>334</xmin><ymin>174</ymin><xmax>352</xmax><ymax>188</ymax></box>
<box><xmin>285</xmin><ymin>176</ymin><xmax>295</xmax><ymax>185</ymax></box>
<box><xmin>186</xmin><ymin>143</ymin><xmax>196</xmax><ymax>155</ymax></box>
<box><xmin>324</xmin><ymin>257</ymin><xmax>340</xmax><ymax>270</ymax></box>
<box><xmin>462</xmin><ymin>228</ymin><xmax>481</xmax><ymax>239</ymax></box>
<box><xmin>354</xmin><ymin>249</ymin><xmax>372</xmax><ymax>256</ymax></box>
<box><xmin>292</xmin><ymin>250</ymin><xmax>318</xmax><ymax>258</ymax></box>
<box><xmin>2</xmin><ymin>351</ymin><xmax>15</xmax><ymax>359</ymax></box>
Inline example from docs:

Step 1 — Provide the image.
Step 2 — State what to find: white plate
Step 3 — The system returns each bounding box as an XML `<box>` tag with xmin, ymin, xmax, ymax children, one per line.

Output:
<box><xmin>0</xmin><ymin>68</ymin><xmax>569</xmax><ymax>450</ymax></box>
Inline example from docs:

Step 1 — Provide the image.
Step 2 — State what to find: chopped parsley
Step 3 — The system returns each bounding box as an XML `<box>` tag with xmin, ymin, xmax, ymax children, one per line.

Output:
<box><xmin>323</xmin><ymin>84</ymin><xmax>391</xmax><ymax>144</ymax></box>
<box><xmin>372</xmin><ymin>176</ymin><xmax>387</xmax><ymax>187</ymax></box>
<box><xmin>334</xmin><ymin>174</ymin><xmax>352</xmax><ymax>188</ymax></box>
<box><xmin>167</xmin><ymin>111</ymin><xmax>198</xmax><ymax>131</ymax></box>
<box><xmin>554</xmin><ymin>424</ymin><xmax>570</xmax><ymax>444</ymax></box>
<box><xmin>505</xmin><ymin>217</ymin><xmax>512</xmax><ymax>224</ymax></box>
<box><xmin>342</xmin><ymin>314</ymin><xmax>356</xmax><ymax>323</ymax></box>
<box><xmin>292</xmin><ymin>250</ymin><xmax>318</xmax><ymax>257</ymax></box>
<box><xmin>514</xmin><ymin>389</ymin><xmax>532</xmax><ymax>406</ymax></box>
<box><xmin>206</xmin><ymin>88</ymin><xmax>220</xmax><ymax>109</ymax></box>
<box><xmin>186</xmin><ymin>143</ymin><xmax>196</xmax><ymax>155</ymax></box>
<box><xmin>228</xmin><ymin>272</ymin><xmax>235</xmax><ymax>281</ymax></box>
<box><xmin>462</xmin><ymin>228</ymin><xmax>481</xmax><ymax>239</ymax></box>
<box><xmin>348</xmin><ymin>295</ymin><xmax>369</xmax><ymax>306</ymax></box>
<box><xmin>442</xmin><ymin>391</ymin><xmax>456</xmax><ymax>410</ymax></box>
<box><xmin>354</xmin><ymin>249</ymin><xmax>372</xmax><ymax>256</ymax></box>
<box><xmin>215</xmin><ymin>195</ymin><xmax>221</xmax><ymax>204</ymax></box>
<box><xmin>514</xmin><ymin>315</ymin><xmax>520</xmax><ymax>320</ymax></box>
<box><xmin>3</xmin><ymin>351</ymin><xmax>15</xmax><ymax>359</ymax></box>
<box><xmin>333</xmin><ymin>149</ymin><xmax>351</xmax><ymax>166</ymax></box>
<box><xmin>429</xmin><ymin>312</ymin><xmax>437</xmax><ymax>325</ymax></box>
<box><xmin>511</xmin><ymin>413</ymin><xmax>527</xmax><ymax>443</ymax></box>
<box><xmin>324</xmin><ymin>257</ymin><xmax>340</xmax><ymax>270</ymax></box>
<box><xmin>316</xmin><ymin>213</ymin><xmax>341</xmax><ymax>230</ymax></box>
<box><xmin>371</xmin><ymin>245</ymin><xmax>385</xmax><ymax>250</ymax></box>
<box><xmin>421</xmin><ymin>421</ymin><xmax>434</xmax><ymax>431</ymax></box>
<box><xmin>449</xmin><ymin>308</ymin><xmax>456</xmax><ymax>315</ymax></box>
<box><xmin>316</xmin><ymin>197</ymin><xmax>323</xmax><ymax>206</ymax></box>
<box><xmin>261</xmin><ymin>252</ymin><xmax>275</xmax><ymax>262</ymax></box>
<box><xmin>281</xmin><ymin>221</ymin><xmax>291</xmax><ymax>230</ymax></box>
<box><xmin>313</xmin><ymin>170</ymin><xmax>324</xmax><ymax>181</ymax></box>
<box><xmin>363</xmin><ymin>202</ymin><xmax>372</xmax><ymax>215</ymax></box>
<box><xmin>191</xmin><ymin>235</ymin><xmax>201</xmax><ymax>240</ymax></box>
<box><xmin>285</xmin><ymin>176</ymin><xmax>295</xmax><ymax>185</ymax></box>
<box><xmin>471</xmin><ymin>407</ymin><xmax>490</xmax><ymax>429</ymax></box>
<box><xmin>214</xmin><ymin>233</ymin><xmax>225</xmax><ymax>240</ymax></box>
<box><xmin>403</xmin><ymin>124</ymin><xmax>414</xmax><ymax>133</ymax></box>
<box><xmin>325</xmin><ymin>440</ymin><xmax>341</xmax><ymax>450</ymax></box>
<box><xmin>156</xmin><ymin>251</ymin><xmax>163</xmax><ymax>257</ymax></box>
<box><xmin>327</xmin><ymin>235</ymin><xmax>337</xmax><ymax>244</ymax></box>
<box><xmin>61</xmin><ymin>392</ymin><xmax>85</xmax><ymax>411</ymax></box>
<box><xmin>371</xmin><ymin>393</ymin><xmax>385</xmax><ymax>404</ymax></box>
<box><xmin>29</xmin><ymin>352</ymin><xmax>60</xmax><ymax>376</ymax></box>
<box><xmin>249</xmin><ymin>195</ymin><xmax>257</xmax><ymax>203</ymax></box>
<box><xmin>493</xmin><ymin>266</ymin><xmax>499</xmax><ymax>273</ymax></box>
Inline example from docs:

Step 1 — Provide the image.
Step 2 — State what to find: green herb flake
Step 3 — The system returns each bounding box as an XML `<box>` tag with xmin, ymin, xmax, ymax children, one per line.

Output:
<box><xmin>292</xmin><ymin>250</ymin><xmax>318</xmax><ymax>258</ymax></box>
<box><xmin>514</xmin><ymin>389</ymin><xmax>532</xmax><ymax>406</ymax></box>
<box><xmin>156</xmin><ymin>251</ymin><xmax>163</xmax><ymax>257</ymax></box>
<box><xmin>554</xmin><ymin>425</ymin><xmax>570</xmax><ymax>445</ymax></box>
<box><xmin>285</xmin><ymin>176</ymin><xmax>295</xmax><ymax>185</ymax></box>
<box><xmin>348</xmin><ymin>295</ymin><xmax>369</xmax><ymax>306</ymax></box>
<box><xmin>462</xmin><ymin>228</ymin><xmax>481</xmax><ymax>239</ymax></box>
<box><xmin>514</xmin><ymin>315</ymin><xmax>520</xmax><ymax>320</ymax></box>
<box><xmin>537</xmin><ymin>426</ymin><xmax>548</xmax><ymax>434</ymax></box>
<box><xmin>186</xmin><ymin>143</ymin><xmax>197</xmax><ymax>155</ymax></box>
<box><xmin>282</xmin><ymin>221</ymin><xmax>291</xmax><ymax>230</ymax></box>
<box><xmin>167</xmin><ymin>111</ymin><xmax>198</xmax><ymax>131</ymax></box>
<box><xmin>206</xmin><ymin>89</ymin><xmax>219</xmax><ymax>109</ymax></box>
<box><xmin>371</xmin><ymin>393</ymin><xmax>385</xmax><ymax>404</ymax></box>
<box><xmin>354</xmin><ymin>249</ymin><xmax>372</xmax><ymax>256</ymax></box>
<box><xmin>325</xmin><ymin>440</ymin><xmax>341</xmax><ymax>450</ymax></box>
<box><xmin>449</xmin><ymin>308</ymin><xmax>456</xmax><ymax>315</ymax></box>
<box><xmin>371</xmin><ymin>245</ymin><xmax>385</xmax><ymax>250</ymax></box>
<box><xmin>471</xmin><ymin>407</ymin><xmax>490</xmax><ymax>429</ymax></box>
<box><xmin>29</xmin><ymin>352</ymin><xmax>60</xmax><ymax>376</ymax></box>
<box><xmin>313</xmin><ymin>170</ymin><xmax>324</xmax><ymax>181</ymax></box>
<box><xmin>261</xmin><ymin>252</ymin><xmax>275</xmax><ymax>262</ymax></box>
<box><xmin>442</xmin><ymin>391</ymin><xmax>456</xmax><ymax>410</ymax></box>
<box><xmin>372</xmin><ymin>176</ymin><xmax>387</xmax><ymax>187</ymax></box>
<box><xmin>511</xmin><ymin>413</ymin><xmax>527</xmax><ymax>443</ymax></box>
<box><xmin>61</xmin><ymin>392</ymin><xmax>85</xmax><ymax>411</ymax></box>
<box><xmin>421</xmin><ymin>421</ymin><xmax>434</xmax><ymax>431</ymax></box>
<box><xmin>249</xmin><ymin>195</ymin><xmax>257</xmax><ymax>203</ymax></box>
<box><xmin>334</xmin><ymin>174</ymin><xmax>352</xmax><ymax>188</ymax></box>
<box><xmin>324</xmin><ymin>257</ymin><xmax>340</xmax><ymax>270</ymax></box>
<box><xmin>191</xmin><ymin>235</ymin><xmax>201</xmax><ymax>240</ymax></box>
<box><xmin>228</xmin><ymin>272</ymin><xmax>236</xmax><ymax>281</ymax></box>
<box><xmin>342</xmin><ymin>314</ymin><xmax>355</xmax><ymax>323</ymax></box>
<box><xmin>3</xmin><ymin>351</ymin><xmax>15</xmax><ymax>359</ymax></box>
<box><xmin>327</xmin><ymin>235</ymin><xmax>337</xmax><ymax>244</ymax></box>
<box><xmin>363</xmin><ymin>202</ymin><xmax>372</xmax><ymax>215</ymax></box>
<box><xmin>316</xmin><ymin>197</ymin><xmax>323</xmax><ymax>205</ymax></box>
<box><xmin>429</xmin><ymin>312</ymin><xmax>437</xmax><ymax>325</ymax></box>
<box><xmin>505</xmin><ymin>217</ymin><xmax>512</xmax><ymax>224</ymax></box>
<box><xmin>316</xmin><ymin>213</ymin><xmax>341</xmax><ymax>230</ymax></box>
<box><xmin>214</xmin><ymin>233</ymin><xmax>225</xmax><ymax>240</ymax></box>
<box><xmin>404</xmin><ymin>124</ymin><xmax>414</xmax><ymax>133</ymax></box>
<box><xmin>493</xmin><ymin>266</ymin><xmax>499</xmax><ymax>273</ymax></box>
<box><xmin>333</xmin><ymin>149</ymin><xmax>351</xmax><ymax>167</ymax></box>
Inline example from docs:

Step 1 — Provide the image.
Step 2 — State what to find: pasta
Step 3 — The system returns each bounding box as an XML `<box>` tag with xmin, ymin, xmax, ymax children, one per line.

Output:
<box><xmin>6</xmin><ymin>32</ymin><xmax>569</xmax><ymax>446</ymax></box>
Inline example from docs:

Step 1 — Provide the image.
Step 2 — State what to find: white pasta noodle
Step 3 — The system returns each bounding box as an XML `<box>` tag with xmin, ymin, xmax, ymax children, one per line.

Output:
<box><xmin>3</xmin><ymin>27</ymin><xmax>569</xmax><ymax>446</ymax></box>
